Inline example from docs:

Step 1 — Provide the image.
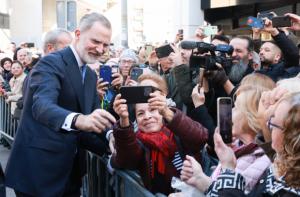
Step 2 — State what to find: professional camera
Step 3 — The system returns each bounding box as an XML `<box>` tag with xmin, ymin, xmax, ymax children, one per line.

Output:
<box><xmin>181</xmin><ymin>41</ymin><xmax>233</xmax><ymax>71</ymax></box>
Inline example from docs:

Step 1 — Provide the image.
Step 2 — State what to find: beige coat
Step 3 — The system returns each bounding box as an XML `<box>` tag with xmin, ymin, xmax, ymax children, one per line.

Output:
<box><xmin>6</xmin><ymin>73</ymin><xmax>26</xmax><ymax>114</ymax></box>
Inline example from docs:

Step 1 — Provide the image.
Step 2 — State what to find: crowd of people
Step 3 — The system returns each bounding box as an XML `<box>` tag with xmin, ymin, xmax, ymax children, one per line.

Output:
<box><xmin>1</xmin><ymin>11</ymin><xmax>300</xmax><ymax>197</ymax></box>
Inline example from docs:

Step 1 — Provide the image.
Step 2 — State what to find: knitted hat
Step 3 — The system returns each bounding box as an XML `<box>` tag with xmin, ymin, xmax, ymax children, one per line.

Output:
<box><xmin>119</xmin><ymin>49</ymin><xmax>138</xmax><ymax>63</ymax></box>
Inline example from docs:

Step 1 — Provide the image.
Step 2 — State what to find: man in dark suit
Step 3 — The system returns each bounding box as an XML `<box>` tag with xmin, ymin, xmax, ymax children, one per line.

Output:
<box><xmin>5</xmin><ymin>13</ymin><xmax>116</xmax><ymax>197</ymax></box>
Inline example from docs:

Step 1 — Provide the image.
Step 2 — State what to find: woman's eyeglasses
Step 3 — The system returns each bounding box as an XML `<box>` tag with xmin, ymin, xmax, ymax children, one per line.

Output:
<box><xmin>267</xmin><ymin>115</ymin><xmax>284</xmax><ymax>132</ymax></box>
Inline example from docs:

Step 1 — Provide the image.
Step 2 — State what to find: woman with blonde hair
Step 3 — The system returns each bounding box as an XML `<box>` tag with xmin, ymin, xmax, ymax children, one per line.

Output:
<box><xmin>180</xmin><ymin>92</ymin><xmax>300</xmax><ymax>197</ymax></box>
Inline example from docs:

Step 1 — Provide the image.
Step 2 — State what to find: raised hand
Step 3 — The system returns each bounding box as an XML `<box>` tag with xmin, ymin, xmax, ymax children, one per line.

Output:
<box><xmin>191</xmin><ymin>84</ymin><xmax>205</xmax><ymax>108</ymax></box>
<box><xmin>285</xmin><ymin>13</ymin><xmax>300</xmax><ymax>31</ymax></box>
<box><xmin>97</xmin><ymin>78</ymin><xmax>109</xmax><ymax>100</ymax></box>
<box><xmin>113</xmin><ymin>94</ymin><xmax>130</xmax><ymax>127</ymax></box>
<box><xmin>214</xmin><ymin>128</ymin><xmax>236</xmax><ymax>170</ymax></box>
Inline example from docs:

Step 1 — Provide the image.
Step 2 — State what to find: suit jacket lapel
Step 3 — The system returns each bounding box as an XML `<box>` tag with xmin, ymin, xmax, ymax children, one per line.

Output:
<box><xmin>61</xmin><ymin>47</ymin><xmax>85</xmax><ymax>113</ymax></box>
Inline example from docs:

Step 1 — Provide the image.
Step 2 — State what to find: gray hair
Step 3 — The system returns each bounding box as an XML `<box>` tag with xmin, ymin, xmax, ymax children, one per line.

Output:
<box><xmin>276</xmin><ymin>77</ymin><xmax>300</xmax><ymax>93</ymax></box>
<box><xmin>252</xmin><ymin>51</ymin><xmax>261</xmax><ymax>70</ymax></box>
<box><xmin>43</xmin><ymin>28</ymin><xmax>71</xmax><ymax>53</ymax></box>
<box><xmin>79</xmin><ymin>12</ymin><xmax>111</xmax><ymax>32</ymax></box>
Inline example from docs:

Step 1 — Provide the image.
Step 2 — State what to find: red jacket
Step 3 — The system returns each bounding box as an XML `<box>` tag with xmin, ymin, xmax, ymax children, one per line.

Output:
<box><xmin>111</xmin><ymin>108</ymin><xmax>208</xmax><ymax>195</ymax></box>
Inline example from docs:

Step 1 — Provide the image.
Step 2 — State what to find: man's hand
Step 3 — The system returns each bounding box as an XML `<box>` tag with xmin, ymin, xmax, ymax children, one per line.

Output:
<box><xmin>263</xmin><ymin>18</ymin><xmax>279</xmax><ymax>36</ymax></box>
<box><xmin>285</xmin><ymin>13</ymin><xmax>300</xmax><ymax>31</ymax></box>
<box><xmin>75</xmin><ymin>109</ymin><xmax>116</xmax><ymax>133</ymax></box>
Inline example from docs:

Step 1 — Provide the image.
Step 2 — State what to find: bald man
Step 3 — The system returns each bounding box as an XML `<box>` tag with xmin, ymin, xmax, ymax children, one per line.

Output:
<box><xmin>259</xmin><ymin>41</ymin><xmax>282</xmax><ymax>68</ymax></box>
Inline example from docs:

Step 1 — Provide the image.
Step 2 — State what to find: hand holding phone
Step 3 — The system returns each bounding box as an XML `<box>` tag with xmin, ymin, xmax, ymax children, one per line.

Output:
<box><xmin>113</xmin><ymin>94</ymin><xmax>130</xmax><ymax>126</ymax></box>
<box><xmin>217</xmin><ymin>97</ymin><xmax>232</xmax><ymax>144</ymax></box>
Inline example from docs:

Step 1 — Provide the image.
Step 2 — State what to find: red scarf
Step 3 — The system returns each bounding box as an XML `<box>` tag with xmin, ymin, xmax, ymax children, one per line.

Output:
<box><xmin>136</xmin><ymin>126</ymin><xmax>177</xmax><ymax>178</ymax></box>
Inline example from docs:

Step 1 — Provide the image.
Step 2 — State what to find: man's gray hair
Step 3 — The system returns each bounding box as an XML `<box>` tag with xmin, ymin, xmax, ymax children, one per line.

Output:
<box><xmin>79</xmin><ymin>12</ymin><xmax>111</xmax><ymax>32</ymax></box>
<box><xmin>43</xmin><ymin>28</ymin><xmax>71</xmax><ymax>53</ymax></box>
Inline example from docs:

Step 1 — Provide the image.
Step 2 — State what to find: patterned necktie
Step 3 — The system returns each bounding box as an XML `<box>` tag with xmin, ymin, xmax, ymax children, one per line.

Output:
<box><xmin>81</xmin><ymin>64</ymin><xmax>87</xmax><ymax>84</ymax></box>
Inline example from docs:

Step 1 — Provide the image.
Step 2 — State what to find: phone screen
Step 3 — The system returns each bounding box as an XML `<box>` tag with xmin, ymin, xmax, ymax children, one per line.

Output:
<box><xmin>99</xmin><ymin>65</ymin><xmax>112</xmax><ymax>84</ymax></box>
<box><xmin>217</xmin><ymin>97</ymin><xmax>232</xmax><ymax>144</ymax></box>
<box><xmin>130</xmin><ymin>67</ymin><xmax>143</xmax><ymax>81</ymax></box>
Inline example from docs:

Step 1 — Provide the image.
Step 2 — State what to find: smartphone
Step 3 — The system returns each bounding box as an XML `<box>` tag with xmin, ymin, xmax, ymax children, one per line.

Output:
<box><xmin>203</xmin><ymin>26</ymin><xmax>218</xmax><ymax>36</ymax></box>
<box><xmin>272</xmin><ymin>16</ymin><xmax>291</xmax><ymax>27</ymax></box>
<box><xmin>155</xmin><ymin>44</ymin><xmax>174</xmax><ymax>59</ymax></box>
<box><xmin>120</xmin><ymin>86</ymin><xmax>156</xmax><ymax>104</ymax></box>
<box><xmin>130</xmin><ymin>67</ymin><xmax>143</xmax><ymax>81</ymax></box>
<box><xmin>178</xmin><ymin>29</ymin><xmax>184</xmax><ymax>41</ymax></box>
<box><xmin>111</xmin><ymin>65</ymin><xmax>119</xmax><ymax>73</ymax></box>
<box><xmin>145</xmin><ymin>45</ymin><xmax>154</xmax><ymax>59</ymax></box>
<box><xmin>247</xmin><ymin>16</ymin><xmax>264</xmax><ymax>29</ymax></box>
<box><xmin>217</xmin><ymin>97</ymin><xmax>232</xmax><ymax>144</ymax></box>
<box><xmin>99</xmin><ymin>65</ymin><xmax>112</xmax><ymax>84</ymax></box>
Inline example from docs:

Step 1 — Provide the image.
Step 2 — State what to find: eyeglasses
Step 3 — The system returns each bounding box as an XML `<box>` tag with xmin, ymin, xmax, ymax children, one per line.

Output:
<box><xmin>120</xmin><ymin>59</ymin><xmax>134</xmax><ymax>65</ymax></box>
<box><xmin>267</xmin><ymin>115</ymin><xmax>284</xmax><ymax>132</ymax></box>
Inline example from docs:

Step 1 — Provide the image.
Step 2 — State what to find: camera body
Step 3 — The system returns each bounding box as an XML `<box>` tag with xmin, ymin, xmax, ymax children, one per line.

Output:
<box><xmin>188</xmin><ymin>43</ymin><xmax>233</xmax><ymax>71</ymax></box>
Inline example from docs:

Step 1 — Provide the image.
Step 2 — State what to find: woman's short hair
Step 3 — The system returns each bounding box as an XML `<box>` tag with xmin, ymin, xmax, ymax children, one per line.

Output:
<box><xmin>235</xmin><ymin>85</ymin><xmax>270</xmax><ymax>134</ymax></box>
<box><xmin>275</xmin><ymin>92</ymin><xmax>300</xmax><ymax>188</ymax></box>
<box><xmin>138</xmin><ymin>73</ymin><xmax>168</xmax><ymax>95</ymax></box>
<box><xmin>240</xmin><ymin>73</ymin><xmax>275</xmax><ymax>90</ymax></box>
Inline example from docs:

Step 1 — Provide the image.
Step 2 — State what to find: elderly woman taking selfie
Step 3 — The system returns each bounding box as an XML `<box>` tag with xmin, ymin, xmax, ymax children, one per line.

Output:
<box><xmin>110</xmin><ymin>73</ymin><xmax>208</xmax><ymax>195</ymax></box>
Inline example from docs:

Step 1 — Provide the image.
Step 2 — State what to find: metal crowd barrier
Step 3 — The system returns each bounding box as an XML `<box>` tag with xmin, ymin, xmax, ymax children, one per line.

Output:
<box><xmin>83</xmin><ymin>153</ymin><xmax>166</xmax><ymax>197</ymax></box>
<box><xmin>0</xmin><ymin>96</ymin><xmax>166</xmax><ymax>197</ymax></box>
<box><xmin>0</xmin><ymin>97</ymin><xmax>18</xmax><ymax>144</ymax></box>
